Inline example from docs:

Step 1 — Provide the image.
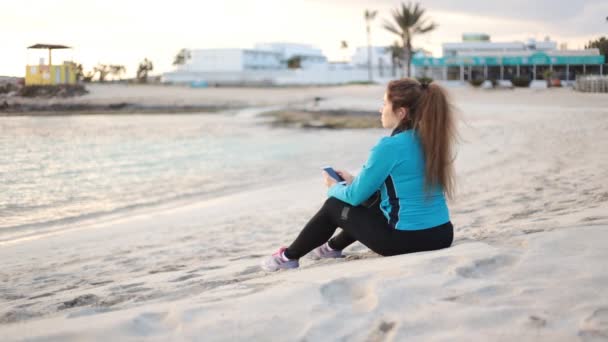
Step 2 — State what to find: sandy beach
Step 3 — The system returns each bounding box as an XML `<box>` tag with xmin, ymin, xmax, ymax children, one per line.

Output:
<box><xmin>1</xmin><ymin>84</ymin><xmax>608</xmax><ymax>341</ymax></box>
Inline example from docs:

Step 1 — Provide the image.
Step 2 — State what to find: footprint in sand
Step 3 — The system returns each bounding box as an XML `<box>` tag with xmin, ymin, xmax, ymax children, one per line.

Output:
<box><xmin>89</xmin><ymin>280</ymin><xmax>114</xmax><ymax>287</ymax></box>
<box><xmin>455</xmin><ymin>254</ymin><xmax>515</xmax><ymax>279</ymax></box>
<box><xmin>320</xmin><ymin>277</ymin><xmax>378</xmax><ymax>312</ymax></box>
<box><xmin>123</xmin><ymin>311</ymin><xmax>180</xmax><ymax>336</ymax></box>
<box><xmin>186</xmin><ymin>265</ymin><xmax>224</xmax><ymax>273</ymax></box>
<box><xmin>365</xmin><ymin>319</ymin><xmax>397</xmax><ymax>342</ymax></box>
<box><xmin>0</xmin><ymin>309</ymin><xmax>41</xmax><ymax>324</ymax></box>
<box><xmin>581</xmin><ymin>216</ymin><xmax>608</xmax><ymax>223</ymax></box>
<box><xmin>170</xmin><ymin>274</ymin><xmax>202</xmax><ymax>282</ymax></box>
<box><xmin>234</xmin><ymin>266</ymin><xmax>261</xmax><ymax>277</ymax></box>
<box><xmin>579</xmin><ymin>307</ymin><xmax>608</xmax><ymax>341</ymax></box>
<box><xmin>110</xmin><ymin>282</ymin><xmax>146</xmax><ymax>291</ymax></box>
<box><xmin>509</xmin><ymin>209</ymin><xmax>542</xmax><ymax>220</ymax></box>
<box><xmin>148</xmin><ymin>265</ymin><xmax>186</xmax><ymax>274</ymax></box>
<box><xmin>442</xmin><ymin>285</ymin><xmax>510</xmax><ymax>304</ymax></box>
<box><xmin>522</xmin><ymin>228</ymin><xmax>545</xmax><ymax>235</ymax></box>
<box><xmin>2</xmin><ymin>294</ymin><xmax>25</xmax><ymax>301</ymax></box>
<box><xmin>57</xmin><ymin>294</ymin><xmax>100</xmax><ymax>310</ymax></box>
<box><xmin>229</xmin><ymin>254</ymin><xmax>266</xmax><ymax>262</ymax></box>
<box><xmin>526</xmin><ymin>315</ymin><xmax>547</xmax><ymax>328</ymax></box>
<box><xmin>28</xmin><ymin>292</ymin><xmax>54</xmax><ymax>300</ymax></box>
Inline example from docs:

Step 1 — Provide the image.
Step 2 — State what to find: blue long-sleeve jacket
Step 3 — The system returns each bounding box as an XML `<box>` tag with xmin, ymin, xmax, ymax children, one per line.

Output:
<box><xmin>327</xmin><ymin>127</ymin><xmax>450</xmax><ymax>230</ymax></box>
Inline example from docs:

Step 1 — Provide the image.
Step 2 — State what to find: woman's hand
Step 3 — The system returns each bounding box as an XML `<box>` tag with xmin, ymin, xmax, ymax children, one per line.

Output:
<box><xmin>322</xmin><ymin>169</ymin><xmax>355</xmax><ymax>188</ymax></box>
<box><xmin>322</xmin><ymin>171</ymin><xmax>337</xmax><ymax>188</ymax></box>
<box><xmin>336</xmin><ymin>170</ymin><xmax>354</xmax><ymax>184</ymax></box>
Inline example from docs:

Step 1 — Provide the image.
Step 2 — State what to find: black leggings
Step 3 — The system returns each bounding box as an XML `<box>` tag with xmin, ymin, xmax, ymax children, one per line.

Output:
<box><xmin>284</xmin><ymin>197</ymin><xmax>453</xmax><ymax>259</ymax></box>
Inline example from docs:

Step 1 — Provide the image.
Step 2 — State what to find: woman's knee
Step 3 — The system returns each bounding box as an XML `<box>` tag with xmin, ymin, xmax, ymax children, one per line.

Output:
<box><xmin>323</xmin><ymin>197</ymin><xmax>349</xmax><ymax>211</ymax></box>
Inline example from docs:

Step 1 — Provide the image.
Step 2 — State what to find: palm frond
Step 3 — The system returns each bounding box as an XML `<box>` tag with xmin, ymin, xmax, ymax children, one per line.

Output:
<box><xmin>382</xmin><ymin>20</ymin><xmax>402</xmax><ymax>36</ymax></box>
<box><xmin>414</xmin><ymin>22</ymin><xmax>437</xmax><ymax>34</ymax></box>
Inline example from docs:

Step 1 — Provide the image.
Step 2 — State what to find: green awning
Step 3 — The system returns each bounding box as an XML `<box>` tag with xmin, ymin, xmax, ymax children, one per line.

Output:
<box><xmin>413</xmin><ymin>52</ymin><xmax>605</xmax><ymax>67</ymax></box>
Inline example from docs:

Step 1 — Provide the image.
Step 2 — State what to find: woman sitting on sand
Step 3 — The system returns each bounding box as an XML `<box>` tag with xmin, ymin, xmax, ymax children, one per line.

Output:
<box><xmin>262</xmin><ymin>78</ymin><xmax>457</xmax><ymax>271</ymax></box>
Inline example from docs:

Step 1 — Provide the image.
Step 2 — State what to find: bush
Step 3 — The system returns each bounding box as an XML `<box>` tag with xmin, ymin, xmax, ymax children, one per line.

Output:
<box><xmin>19</xmin><ymin>84</ymin><xmax>88</xmax><ymax>98</ymax></box>
<box><xmin>512</xmin><ymin>76</ymin><xmax>532</xmax><ymax>87</ymax></box>
<box><xmin>469</xmin><ymin>79</ymin><xmax>484</xmax><ymax>87</ymax></box>
<box><xmin>0</xmin><ymin>83</ymin><xmax>19</xmax><ymax>94</ymax></box>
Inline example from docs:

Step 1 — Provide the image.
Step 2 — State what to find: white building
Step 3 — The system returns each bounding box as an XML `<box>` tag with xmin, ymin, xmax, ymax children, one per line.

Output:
<box><xmin>442</xmin><ymin>33</ymin><xmax>557</xmax><ymax>57</ymax></box>
<box><xmin>162</xmin><ymin>42</ymin><xmax>334</xmax><ymax>84</ymax></box>
<box><xmin>254</xmin><ymin>42</ymin><xmax>327</xmax><ymax>68</ymax></box>
<box><xmin>171</xmin><ymin>43</ymin><xmax>326</xmax><ymax>73</ymax></box>
<box><xmin>173</xmin><ymin>49</ymin><xmax>283</xmax><ymax>72</ymax></box>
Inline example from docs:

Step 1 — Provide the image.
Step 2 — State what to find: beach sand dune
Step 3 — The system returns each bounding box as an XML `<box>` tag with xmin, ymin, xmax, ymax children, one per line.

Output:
<box><xmin>1</xmin><ymin>85</ymin><xmax>607</xmax><ymax>340</ymax></box>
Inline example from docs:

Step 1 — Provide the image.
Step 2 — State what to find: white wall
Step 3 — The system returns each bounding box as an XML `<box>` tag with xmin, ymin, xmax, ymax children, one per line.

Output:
<box><xmin>162</xmin><ymin>66</ymin><xmax>398</xmax><ymax>86</ymax></box>
<box><xmin>177</xmin><ymin>49</ymin><xmax>244</xmax><ymax>72</ymax></box>
<box><xmin>351</xmin><ymin>47</ymin><xmax>392</xmax><ymax>68</ymax></box>
<box><xmin>254</xmin><ymin>42</ymin><xmax>324</xmax><ymax>60</ymax></box>
<box><xmin>242</xmin><ymin>50</ymin><xmax>282</xmax><ymax>70</ymax></box>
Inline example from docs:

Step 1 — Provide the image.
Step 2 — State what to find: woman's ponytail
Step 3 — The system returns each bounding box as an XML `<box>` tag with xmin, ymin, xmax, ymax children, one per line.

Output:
<box><xmin>386</xmin><ymin>79</ymin><xmax>457</xmax><ymax>200</ymax></box>
<box><xmin>415</xmin><ymin>82</ymin><xmax>457</xmax><ymax>200</ymax></box>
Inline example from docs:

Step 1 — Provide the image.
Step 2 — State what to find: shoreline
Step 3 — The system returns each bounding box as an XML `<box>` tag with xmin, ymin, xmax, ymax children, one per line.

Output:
<box><xmin>0</xmin><ymin>104</ymin><xmax>383</xmax><ymax>129</ymax></box>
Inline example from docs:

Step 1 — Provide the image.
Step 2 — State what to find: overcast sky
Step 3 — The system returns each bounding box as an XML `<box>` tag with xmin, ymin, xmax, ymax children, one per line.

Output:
<box><xmin>1</xmin><ymin>0</ymin><xmax>606</xmax><ymax>77</ymax></box>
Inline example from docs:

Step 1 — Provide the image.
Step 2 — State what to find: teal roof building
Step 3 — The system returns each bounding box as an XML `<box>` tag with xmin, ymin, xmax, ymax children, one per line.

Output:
<box><xmin>412</xmin><ymin>34</ymin><xmax>605</xmax><ymax>82</ymax></box>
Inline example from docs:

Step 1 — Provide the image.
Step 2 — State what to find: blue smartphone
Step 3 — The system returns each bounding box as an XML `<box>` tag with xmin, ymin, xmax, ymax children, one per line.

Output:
<box><xmin>322</xmin><ymin>166</ymin><xmax>346</xmax><ymax>185</ymax></box>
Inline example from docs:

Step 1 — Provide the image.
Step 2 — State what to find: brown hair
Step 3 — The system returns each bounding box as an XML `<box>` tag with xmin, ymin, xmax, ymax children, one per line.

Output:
<box><xmin>386</xmin><ymin>78</ymin><xmax>457</xmax><ymax>200</ymax></box>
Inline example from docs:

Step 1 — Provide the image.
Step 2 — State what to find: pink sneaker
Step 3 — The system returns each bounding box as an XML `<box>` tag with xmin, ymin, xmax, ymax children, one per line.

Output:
<box><xmin>310</xmin><ymin>242</ymin><xmax>344</xmax><ymax>260</ymax></box>
<box><xmin>260</xmin><ymin>247</ymin><xmax>299</xmax><ymax>272</ymax></box>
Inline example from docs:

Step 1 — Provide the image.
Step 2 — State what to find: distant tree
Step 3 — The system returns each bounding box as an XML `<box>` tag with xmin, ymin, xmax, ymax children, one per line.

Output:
<box><xmin>93</xmin><ymin>64</ymin><xmax>111</xmax><ymax>82</ymax></box>
<box><xmin>287</xmin><ymin>56</ymin><xmax>302</xmax><ymax>69</ymax></box>
<box><xmin>109</xmin><ymin>65</ymin><xmax>126</xmax><ymax>81</ymax></box>
<box><xmin>386</xmin><ymin>41</ymin><xmax>405</xmax><ymax>77</ymax></box>
<box><xmin>383</xmin><ymin>2</ymin><xmax>437</xmax><ymax>77</ymax></box>
<box><xmin>136</xmin><ymin>58</ymin><xmax>154</xmax><ymax>83</ymax></box>
<box><xmin>585</xmin><ymin>36</ymin><xmax>608</xmax><ymax>61</ymax></box>
<box><xmin>83</xmin><ymin>71</ymin><xmax>95</xmax><ymax>83</ymax></box>
<box><xmin>173</xmin><ymin>48</ymin><xmax>191</xmax><ymax>66</ymax></box>
<box><xmin>364</xmin><ymin>9</ymin><xmax>378</xmax><ymax>82</ymax></box>
<box><xmin>67</xmin><ymin>62</ymin><xmax>84</xmax><ymax>81</ymax></box>
<box><xmin>340</xmin><ymin>40</ymin><xmax>349</xmax><ymax>63</ymax></box>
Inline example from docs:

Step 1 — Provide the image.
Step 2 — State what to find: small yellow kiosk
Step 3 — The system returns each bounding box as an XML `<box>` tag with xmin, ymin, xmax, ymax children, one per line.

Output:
<box><xmin>25</xmin><ymin>44</ymin><xmax>77</xmax><ymax>86</ymax></box>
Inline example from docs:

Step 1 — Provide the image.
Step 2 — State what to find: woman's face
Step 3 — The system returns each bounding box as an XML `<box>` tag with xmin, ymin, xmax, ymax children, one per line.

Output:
<box><xmin>380</xmin><ymin>93</ymin><xmax>405</xmax><ymax>129</ymax></box>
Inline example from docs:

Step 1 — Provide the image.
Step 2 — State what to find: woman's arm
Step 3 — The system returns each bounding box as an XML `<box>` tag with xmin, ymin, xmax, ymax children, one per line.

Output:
<box><xmin>327</xmin><ymin>138</ymin><xmax>397</xmax><ymax>206</ymax></box>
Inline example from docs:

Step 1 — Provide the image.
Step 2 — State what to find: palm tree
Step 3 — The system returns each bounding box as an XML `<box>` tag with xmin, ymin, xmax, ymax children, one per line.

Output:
<box><xmin>93</xmin><ymin>64</ymin><xmax>111</xmax><ymax>82</ymax></box>
<box><xmin>383</xmin><ymin>2</ymin><xmax>437</xmax><ymax>77</ymax></box>
<box><xmin>340</xmin><ymin>40</ymin><xmax>349</xmax><ymax>63</ymax></box>
<box><xmin>137</xmin><ymin>58</ymin><xmax>154</xmax><ymax>83</ymax></box>
<box><xmin>364</xmin><ymin>9</ymin><xmax>378</xmax><ymax>82</ymax></box>
<box><xmin>386</xmin><ymin>41</ymin><xmax>405</xmax><ymax>77</ymax></box>
<box><xmin>69</xmin><ymin>62</ymin><xmax>84</xmax><ymax>82</ymax></box>
<box><xmin>109</xmin><ymin>65</ymin><xmax>126</xmax><ymax>81</ymax></box>
<box><xmin>173</xmin><ymin>48</ymin><xmax>191</xmax><ymax>66</ymax></box>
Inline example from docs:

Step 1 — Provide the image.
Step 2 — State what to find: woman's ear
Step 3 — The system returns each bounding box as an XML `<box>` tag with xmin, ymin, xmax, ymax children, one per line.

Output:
<box><xmin>398</xmin><ymin>107</ymin><xmax>408</xmax><ymax>121</ymax></box>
